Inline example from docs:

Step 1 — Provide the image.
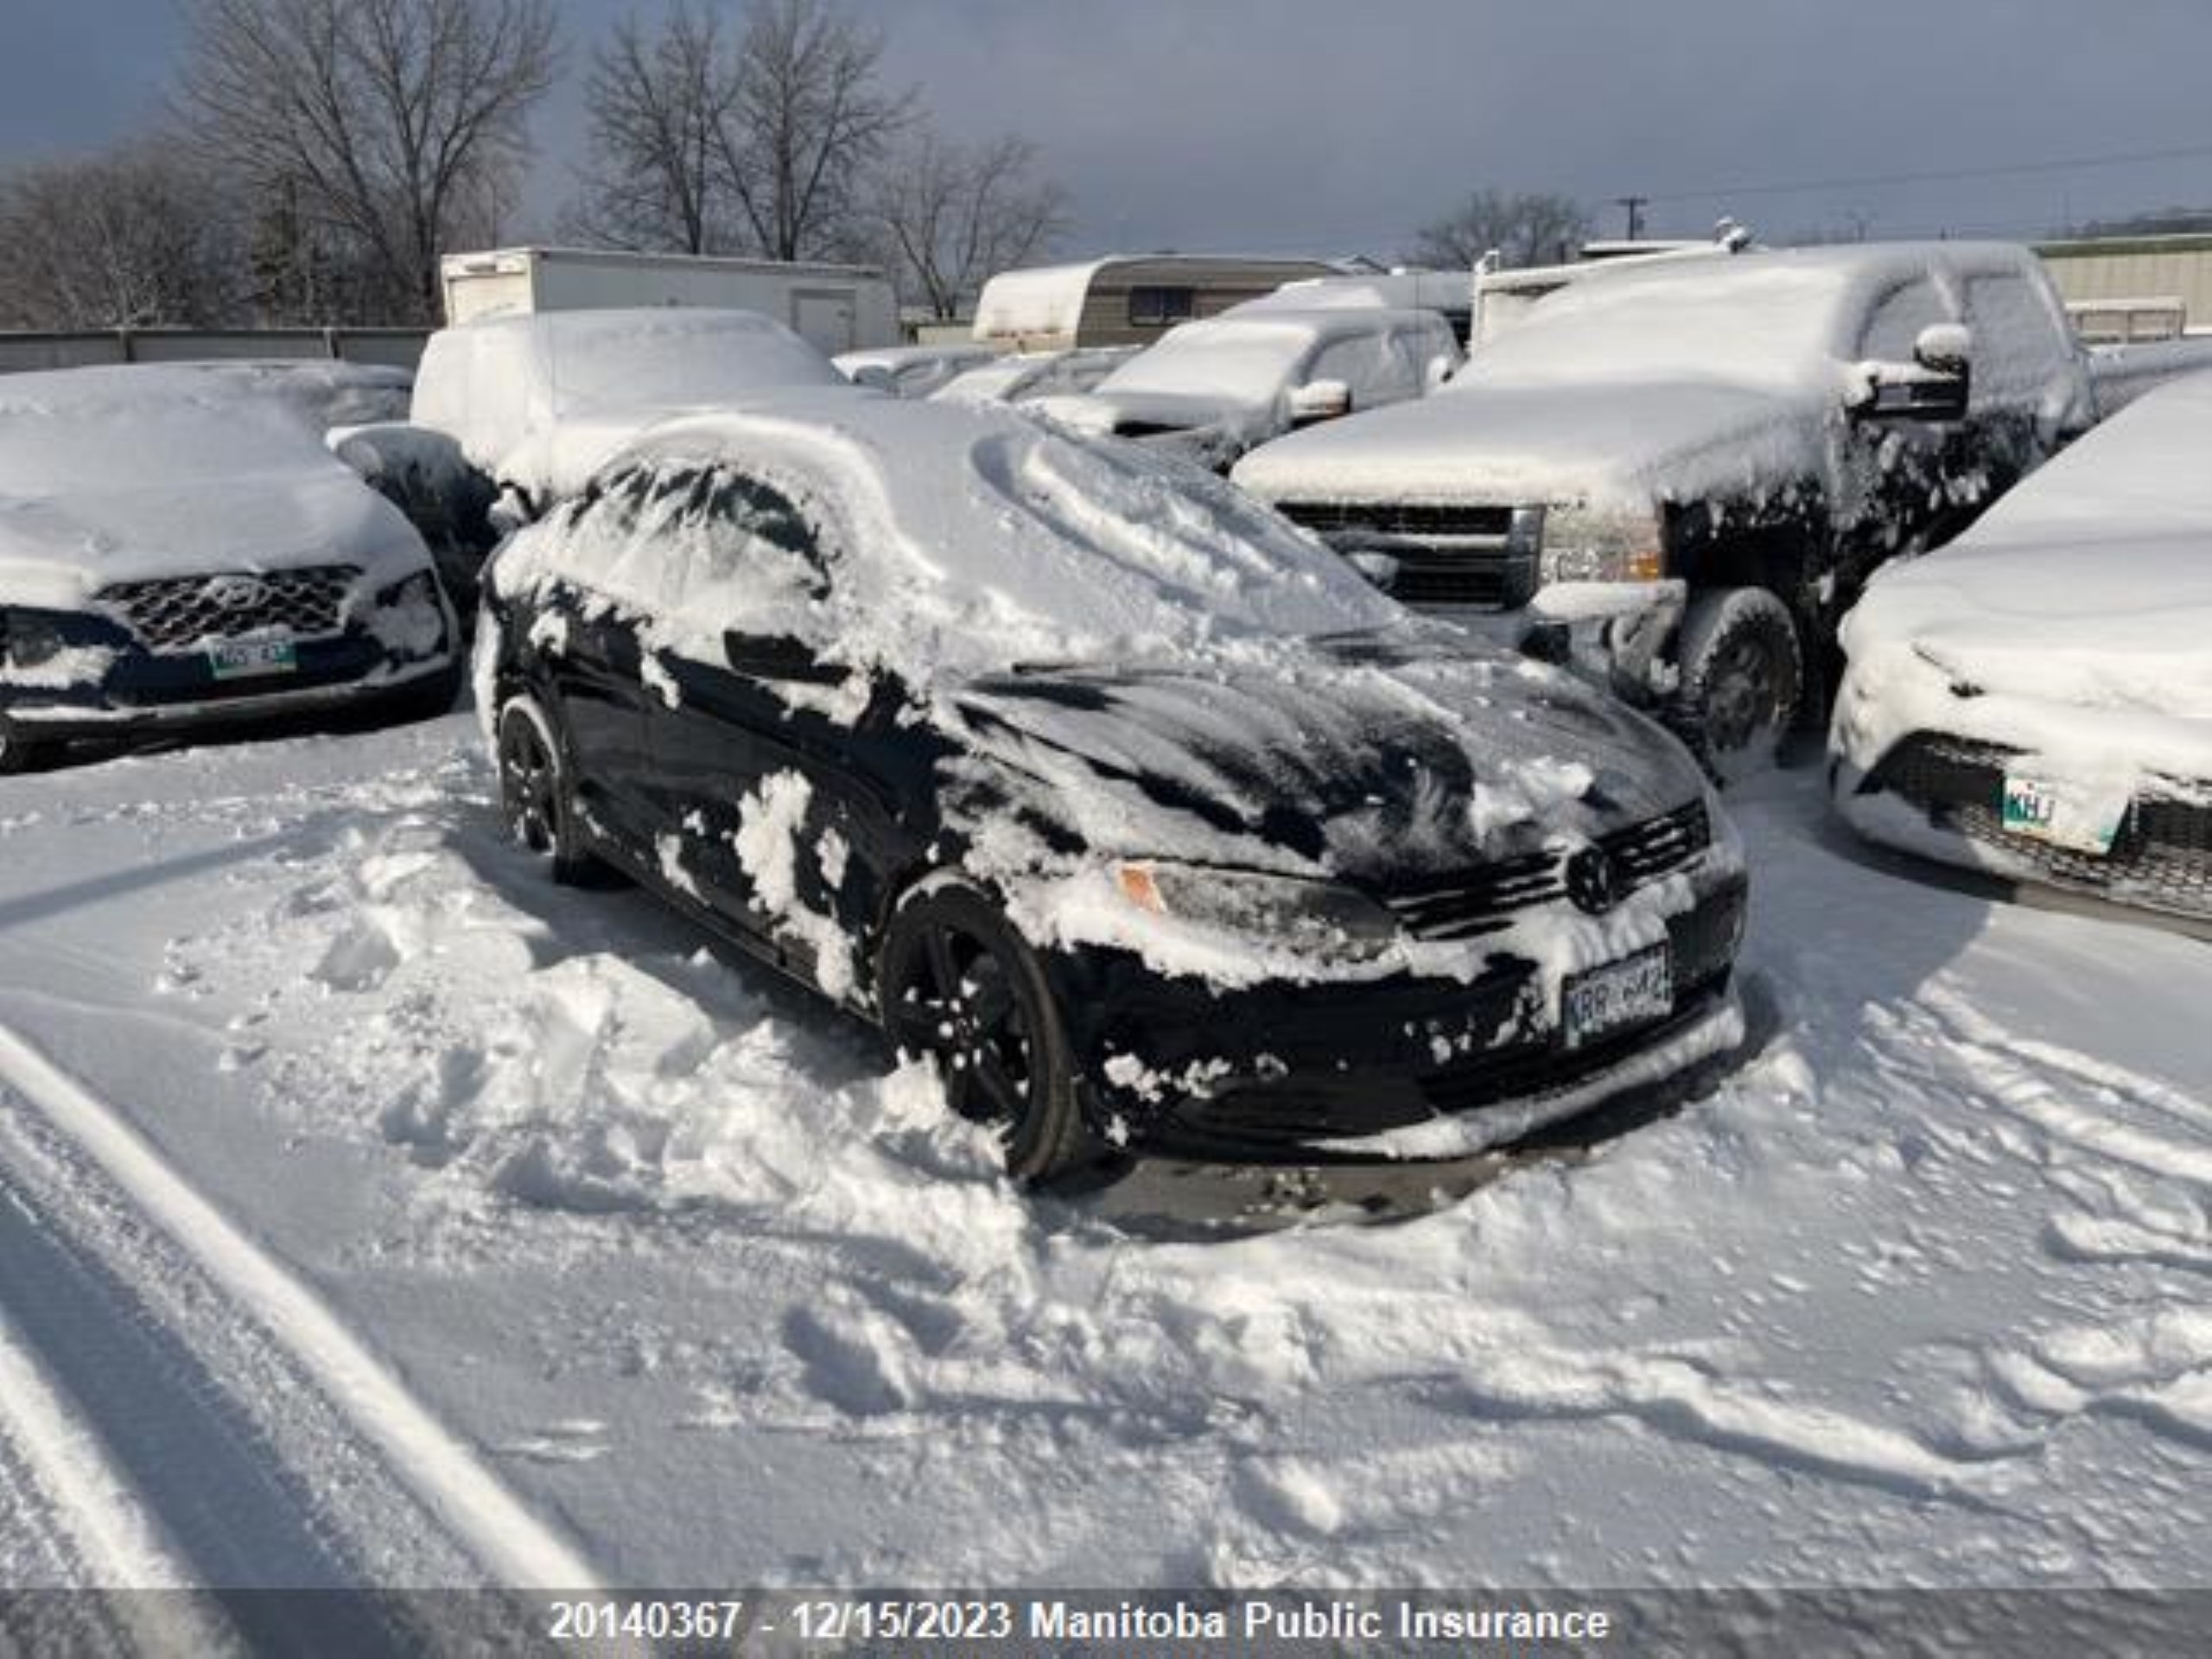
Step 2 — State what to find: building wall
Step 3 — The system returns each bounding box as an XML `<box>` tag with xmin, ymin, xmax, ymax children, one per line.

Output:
<box><xmin>0</xmin><ymin>327</ymin><xmax>429</xmax><ymax>376</ymax></box>
<box><xmin>2036</xmin><ymin>235</ymin><xmax>2212</xmax><ymax>327</ymax></box>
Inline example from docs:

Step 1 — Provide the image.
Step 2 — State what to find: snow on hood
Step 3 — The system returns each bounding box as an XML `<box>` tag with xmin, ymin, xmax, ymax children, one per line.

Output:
<box><xmin>1034</xmin><ymin>387</ymin><xmax>1243</xmax><ymax>436</ymax></box>
<box><xmin>1834</xmin><ymin>371</ymin><xmax>2212</xmax><ymax>780</ymax></box>
<box><xmin>1236</xmin><ymin>377</ymin><xmax>1808</xmax><ymax>511</ymax></box>
<box><xmin>950</xmin><ymin>642</ymin><xmax>1707</xmax><ymax>881</ymax></box>
<box><xmin>0</xmin><ymin>366</ymin><xmax>433</xmax><ymax>610</ymax></box>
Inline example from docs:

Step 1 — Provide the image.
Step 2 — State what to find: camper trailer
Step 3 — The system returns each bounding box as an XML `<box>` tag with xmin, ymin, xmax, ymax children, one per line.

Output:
<box><xmin>971</xmin><ymin>255</ymin><xmax>1335</xmax><ymax>352</ymax></box>
<box><xmin>438</xmin><ymin>247</ymin><xmax>900</xmax><ymax>355</ymax></box>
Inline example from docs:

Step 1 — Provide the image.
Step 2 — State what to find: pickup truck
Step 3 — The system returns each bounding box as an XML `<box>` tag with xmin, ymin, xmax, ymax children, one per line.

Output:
<box><xmin>1232</xmin><ymin>241</ymin><xmax>2212</xmax><ymax>773</ymax></box>
<box><xmin>332</xmin><ymin>308</ymin><xmax>854</xmax><ymax>608</ymax></box>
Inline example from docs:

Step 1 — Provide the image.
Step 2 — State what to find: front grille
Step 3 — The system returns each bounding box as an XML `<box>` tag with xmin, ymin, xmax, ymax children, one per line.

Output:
<box><xmin>1379</xmin><ymin>800</ymin><xmax>1713</xmax><ymax>941</ymax></box>
<box><xmin>1274</xmin><ymin>499</ymin><xmax>1540</xmax><ymax>612</ymax></box>
<box><xmin>1872</xmin><ymin>732</ymin><xmax>2212</xmax><ymax>913</ymax></box>
<box><xmin>1274</xmin><ymin>501</ymin><xmax>1519</xmax><ymax>538</ymax></box>
<box><xmin>96</xmin><ymin>567</ymin><xmax>358</xmax><ymax>653</ymax></box>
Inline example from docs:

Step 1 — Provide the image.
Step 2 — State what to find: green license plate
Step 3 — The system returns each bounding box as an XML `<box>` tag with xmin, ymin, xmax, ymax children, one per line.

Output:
<box><xmin>207</xmin><ymin>639</ymin><xmax>299</xmax><ymax>680</ymax></box>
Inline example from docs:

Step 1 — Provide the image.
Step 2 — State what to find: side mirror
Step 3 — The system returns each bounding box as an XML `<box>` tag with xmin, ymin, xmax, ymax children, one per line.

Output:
<box><xmin>1422</xmin><ymin>354</ymin><xmax>1459</xmax><ymax>393</ymax></box>
<box><xmin>722</xmin><ymin>630</ymin><xmax>849</xmax><ymax>685</ymax></box>
<box><xmin>1914</xmin><ymin>322</ymin><xmax>1974</xmax><ymax>374</ymax></box>
<box><xmin>1287</xmin><ymin>378</ymin><xmax>1352</xmax><ymax>426</ymax></box>
<box><xmin>1847</xmin><ymin>352</ymin><xmax>1970</xmax><ymax>423</ymax></box>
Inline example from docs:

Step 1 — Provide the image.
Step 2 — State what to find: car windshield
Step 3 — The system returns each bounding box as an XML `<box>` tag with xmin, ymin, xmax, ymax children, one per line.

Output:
<box><xmin>1091</xmin><ymin>319</ymin><xmax>1318</xmax><ymax>406</ymax></box>
<box><xmin>1462</xmin><ymin>257</ymin><xmax>1854</xmax><ymax>393</ymax></box>
<box><xmin>0</xmin><ymin>385</ymin><xmax>326</xmax><ymax>495</ymax></box>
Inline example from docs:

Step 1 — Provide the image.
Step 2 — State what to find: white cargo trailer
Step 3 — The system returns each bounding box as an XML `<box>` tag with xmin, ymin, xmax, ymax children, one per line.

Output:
<box><xmin>438</xmin><ymin>247</ymin><xmax>899</xmax><ymax>353</ymax></box>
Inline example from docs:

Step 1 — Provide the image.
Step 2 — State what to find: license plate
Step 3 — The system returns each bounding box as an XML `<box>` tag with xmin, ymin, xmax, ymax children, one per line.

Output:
<box><xmin>207</xmin><ymin>639</ymin><xmax>298</xmax><ymax>680</ymax></box>
<box><xmin>1563</xmin><ymin>945</ymin><xmax>1674</xmax><ymax>1050</ymax></box>
<box><xmin>2000</xmin><ymin>772</ymin><xmax>2125</xmax><ymax>857</ymax></box>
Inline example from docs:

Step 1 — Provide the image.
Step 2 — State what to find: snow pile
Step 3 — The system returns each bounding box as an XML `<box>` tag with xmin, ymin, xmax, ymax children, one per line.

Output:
<box><xmin>1834</xmin><ymin>368</ymin><xmax>2212</xmax><ymax>787</ymax></box>
<box><xmin>0</xmin><ymin>365</ymin><xmax>436</xmax><ymax>611</ymax></box>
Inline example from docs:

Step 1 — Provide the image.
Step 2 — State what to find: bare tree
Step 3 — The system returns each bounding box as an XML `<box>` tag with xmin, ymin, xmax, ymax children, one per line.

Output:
<box><xmin>871</xmin><ymin>124</ymin><xmax>1067</xmax><ymax>320</ymax></box>
<box><xmin>0</xmin><ymin>138</ymin><xmax>245</xmax><ymax>329</ymax></box>
<box><xmin>176</xmin><ymin>0</ymin><xmax>561</xmax><ymax>322</ymax></box>
<box><xmin>717</xmin><ymin>0</ymin><xmax>913</xmax><ymax>263</ymax></box>
<box><xmin>569</xmin><ymin>3</ymin><xmax>741</xmax><ymax>255</ymax></box>
<box><xmin>1409</xmin><ymin>189</ymin><xmax>1591</xmax><ymax>270</ymax></box>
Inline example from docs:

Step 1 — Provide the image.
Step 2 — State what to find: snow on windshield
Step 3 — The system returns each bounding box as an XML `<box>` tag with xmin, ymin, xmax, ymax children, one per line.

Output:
<box><xmin>496</xmin><ymin>397</ymin><xmax>1405</xmax><ymax>693</ymax></box>
<box><xmin>0</xmin><ymin>369</ymin><xmax>330</xmax><ymax>495</ymax></box>
<box><xmin>1460</xmin><ymin>256</ymin><xmax>1858</xmax><ymax>394</ymax></box>
<box><xmin>1091</xmin><ymin>317</ymin><xmax>1320</xmax><ymax>406</ymax></box>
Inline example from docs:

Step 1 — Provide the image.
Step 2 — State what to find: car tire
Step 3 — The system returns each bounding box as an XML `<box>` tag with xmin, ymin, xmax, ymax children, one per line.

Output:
<box><xmin>1671</xmin><ymin>587</ymin><xmax>1804</xmax><ymax>784</ymax></box>
<box><xmin>876</xmin><ymin>880</ymin><xmax>1096</xmax><ymax>1185</ymax></box>
<box><xmin>494</xmin><ymin>696</ymin><xmax>598</xmax><ymax>886</ymax></box>
<box><xmin>0</xmin><ymin>721</ymin><xmax>50</xmax><ymax>775</ymax></box>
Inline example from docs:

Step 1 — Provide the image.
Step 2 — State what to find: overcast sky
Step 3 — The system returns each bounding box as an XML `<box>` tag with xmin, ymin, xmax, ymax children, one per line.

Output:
<box><xmin>9</xmin><ymin>0</ymin><xmax>2212</xmax><ymax>257</ymax></box>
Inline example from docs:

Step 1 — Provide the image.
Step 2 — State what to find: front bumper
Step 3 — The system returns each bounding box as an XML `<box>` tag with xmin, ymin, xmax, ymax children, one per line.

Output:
<box><xmin>1047</xmin><ymin>871</ymin><xmax>1749</xmax><ymax>1160</ymax></box>
<box><xmin>2</xmin><ymin>607</ymin><xmax>456</xmax><ymax>743</ymax></box>
<box><xmin>1838</xmin><ymin>732</ymin><xmax>2212</xmax><ymax>922</ymax></box>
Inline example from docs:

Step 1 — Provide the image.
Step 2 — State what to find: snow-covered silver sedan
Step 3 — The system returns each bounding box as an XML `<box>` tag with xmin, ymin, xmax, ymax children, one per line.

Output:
<box><xmin>0</xmin><ymin>365</ymin><xmax>460</xmax><ymax>772</ymax></box>
<box><xmin>1831</xmin><ymin>370</ymin><xmax>2212</xmax><ymax>920</ymax></box>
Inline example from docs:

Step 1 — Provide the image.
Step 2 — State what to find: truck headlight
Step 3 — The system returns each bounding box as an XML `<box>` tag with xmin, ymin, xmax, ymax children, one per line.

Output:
<box><xmin>1539</xmin><ymin>506</ymin><xmax>1667</xmax><ymax>585</ymax></box>
<box><xmin>1113</xmin><ymin>861</ymin><xmax>1401</xmax><ymax>961</ymax></box>
<box><xmin>3</xmin><ymin>610</ymin><xmax>67</xmax><ymax>670</ymax></box>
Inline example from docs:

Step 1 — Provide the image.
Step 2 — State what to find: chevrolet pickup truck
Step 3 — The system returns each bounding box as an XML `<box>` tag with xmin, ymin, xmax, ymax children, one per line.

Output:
<box><xmin>1233</xmin><ymin>241</ymin><xmax>2210</xmax><ymax>774</ymax></box>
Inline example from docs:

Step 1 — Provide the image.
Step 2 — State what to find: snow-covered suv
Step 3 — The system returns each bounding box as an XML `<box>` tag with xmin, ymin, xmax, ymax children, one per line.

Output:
<box><xmin>1235</xmin><ymin>243</ymin><xmax>2112</xmax><ymax>773</ymax></box>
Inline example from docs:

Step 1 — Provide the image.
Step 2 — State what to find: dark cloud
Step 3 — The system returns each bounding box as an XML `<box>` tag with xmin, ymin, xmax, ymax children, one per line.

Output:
<box><xmin>9</xmin><ymin>0</ymin><xmax>2212</xmax><ymax>257</ymax></box>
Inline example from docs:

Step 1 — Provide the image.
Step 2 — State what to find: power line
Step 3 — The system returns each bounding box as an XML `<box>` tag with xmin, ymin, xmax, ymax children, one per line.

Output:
<box><xmin>1645</xmin><ymin>138</ymin><xmax>2212</xmax><ymax>204</ymax></box>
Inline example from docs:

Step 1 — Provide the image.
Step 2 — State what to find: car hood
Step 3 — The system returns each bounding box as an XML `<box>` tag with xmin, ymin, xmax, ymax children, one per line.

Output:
<box><xmin>944</xmin><ymin>632</ymin><xmax>1709</xmax><ymax>883</ymax></box>
<box><xmin>1847</xmin><ymin>533</ymin><xmax>2212</xmax><ymax>722</ymax></box>
<box><xmin>1234</xmin><ymin>377</ymin><xmax>1822</xmax><ymax>512</ymax></box>
<box><xmin>0</xmin><ymin>469</ymin><xmax>428</xmax><ymax>612</ymax></box>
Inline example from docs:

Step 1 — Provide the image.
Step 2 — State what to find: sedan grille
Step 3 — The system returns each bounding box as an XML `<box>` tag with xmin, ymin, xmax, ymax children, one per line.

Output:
<box><xmin>1273</xmin><ymin>502</ymin><xmax>1519</xmax><ymax>538</ymax></box>
<box><xmin>96</xmin><ymin>567</ymin><xmax>359</xmax><ymax>653</ymax></box>
<box><xmin>1872</xmin><ymin>732</ymin><xmax>2212</xmax><ymax>912</ymax></box>
<box><xmin>1378</xmin><ymin>800</ymin><xmax>1713</xmax><ymax>941</ymax></box>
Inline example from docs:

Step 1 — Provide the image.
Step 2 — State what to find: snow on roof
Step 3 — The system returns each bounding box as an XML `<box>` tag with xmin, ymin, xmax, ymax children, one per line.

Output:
<box><xmin>413</xmin><ymin>307</ymin><xmax>849</xmax><ymax>493</ymax></box>
<box><xmin>1233</xmin><ymin>271</ymin><xmax>1471</xmax><ymax>317</ymax></box>
<box><xmin>971</xmin><ymin>261</ymin><xmax>1109</xmax><ymax>342</ymax></box>
<box><xmin>1090</xmin><ymin>308</ymin><xmax>1448</xmax><ymax>406</ymax></box>
<box><xmin>496</xmin><ymin>392</ymin><xmax>1404</xmax><ymax>694</ymax></box>
<box><xmin>0</xmin><ymin>365</ymin><xmax>427</xmax><ymax>608</ymax></box>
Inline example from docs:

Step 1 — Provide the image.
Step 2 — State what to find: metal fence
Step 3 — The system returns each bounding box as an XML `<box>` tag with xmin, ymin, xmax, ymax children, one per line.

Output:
<box><xmin>0</xmin><ymin>327</ymin><xmax>430</xmax><ymax>376</ymax></box>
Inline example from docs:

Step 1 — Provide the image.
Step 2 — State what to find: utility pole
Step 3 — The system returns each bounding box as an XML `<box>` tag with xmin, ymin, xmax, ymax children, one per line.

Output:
<box><xmin>1615</xmin><ymin>195</ymin><xmax>1649</xmax><ymax>241</ymax></box>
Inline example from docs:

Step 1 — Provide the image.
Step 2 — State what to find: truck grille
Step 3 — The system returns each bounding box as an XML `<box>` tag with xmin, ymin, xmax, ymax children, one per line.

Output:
<box><xmin>1378</xmin><ymin>800</ymin><xmax>1712</xmax><ymax>941</ymax></box>
<box><xmin>1871</xmin><ymin>733</ymin><xmax>2212</xmax><ymax>913</ymax></box>
<box><xmin>1272</xmin><ymin>500</ymin><xmax>1541</xmax><ymax>612</ymax></box>
<box><xmin>96</xmin><ymin>567</ymin><xmax>359</xmax><ymax>653</ymax></box>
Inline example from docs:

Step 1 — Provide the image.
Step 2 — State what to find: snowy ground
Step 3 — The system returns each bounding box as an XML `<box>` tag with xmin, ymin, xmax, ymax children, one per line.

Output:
<box><xmin>0</xmin><ymin>709</ymin><xmax>2208</xmax><ymax>1592</ymax></box>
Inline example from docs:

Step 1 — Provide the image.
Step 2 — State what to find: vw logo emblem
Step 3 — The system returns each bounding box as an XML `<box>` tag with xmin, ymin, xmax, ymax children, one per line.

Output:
<box><xmin>1563</xmin><ymin>845</ymin><xmax>1623</xmax><ymax>915</ymax></box>
<box><xmin>202</xmin><ymin>575</ymin><xmax>268</xmax><ymax>610</ymax></box>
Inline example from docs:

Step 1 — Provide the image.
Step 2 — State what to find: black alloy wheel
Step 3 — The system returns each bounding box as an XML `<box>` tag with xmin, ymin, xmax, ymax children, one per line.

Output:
<box><xmin>878</xmin><ymin>882</ymin><xmax>1092</xmax><ymax>1183</ymax></box>
<box><xmin>495</xmin><ymin>698</ymin><xmax>595</xmax><ymax>884</ymax></box>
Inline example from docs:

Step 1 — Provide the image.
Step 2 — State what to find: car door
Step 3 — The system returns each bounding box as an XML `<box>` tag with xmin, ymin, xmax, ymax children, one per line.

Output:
<box><xmin>1959</xmin><ymin>264</ymin><xmax>2081</xmax><ymax>497</ymax></box>
<box><xmin>536</xmin><ymin>465</ymin><xmax>662</xmax><ymax>858</ymax></box>
<box><xmin>1840</xmin><ymin>274</ymin><xmax>1973</xmax><ymax>580</ymax></box>
<box><xmin>640</xmin><ymin>467</ymin><xmax>899</xmax><ymax>997</ymax></box>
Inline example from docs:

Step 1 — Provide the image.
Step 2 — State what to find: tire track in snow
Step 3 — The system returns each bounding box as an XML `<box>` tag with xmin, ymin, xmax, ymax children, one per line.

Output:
<box><xmin>0</xmin><ymin>1021</ymin><xmax>606</xmax><ymax>1597</ymax></box>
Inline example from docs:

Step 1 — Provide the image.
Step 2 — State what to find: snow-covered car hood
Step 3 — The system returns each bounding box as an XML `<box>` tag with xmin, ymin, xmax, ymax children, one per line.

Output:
<box><xmin>948</xmin><ymin>636</ymin><xmax>1712</xmax><ymax>882</ymax></box>
<box><xmin>1035</xmin><ymin>388</ymin><xmax>1250</xmax><ymax>439</ymax></box>
<box><xmin>1235</xmin><ymin>377</ymin><xmax>1820</xmax><ymax>512</ymax></box>
<box><xmin>0</xmin><ymin>470</ymin><xmax>431</xmax><ymax>613</ymax></box>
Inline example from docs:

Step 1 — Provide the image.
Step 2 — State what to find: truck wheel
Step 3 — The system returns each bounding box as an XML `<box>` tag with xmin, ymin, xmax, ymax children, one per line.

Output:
<box><xmin>876</xmin><ymin>880</ymin><xmax>1097</xmax><ymax>1185</ymax></box>
<box><xmin>1672</xmin><ymin>587</ymin><xmax>1803</xmax><ymax>783</ymax></box>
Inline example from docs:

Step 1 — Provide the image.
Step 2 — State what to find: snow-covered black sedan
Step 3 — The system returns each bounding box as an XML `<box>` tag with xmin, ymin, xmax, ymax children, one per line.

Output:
<box><xmin>479</xmin><ymin>395</ymin><xmax>1750</xmax><ymax>1179</ymax></box>
<box><xmin>0</xmin><ymin>366</ymin><xmax>460</xmax><ymax>772</ymax></box>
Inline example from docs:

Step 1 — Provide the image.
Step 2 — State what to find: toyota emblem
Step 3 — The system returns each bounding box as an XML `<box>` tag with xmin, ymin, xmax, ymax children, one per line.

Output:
<box><xmin>1563</xmin><ymin>845</ymin><xmax>1623</xmax><ymax>915</ymax></box>
<box><xmin>202</xmin><ymin>575</ymin><xmax>269</xmax><ymax>610</ymax></box>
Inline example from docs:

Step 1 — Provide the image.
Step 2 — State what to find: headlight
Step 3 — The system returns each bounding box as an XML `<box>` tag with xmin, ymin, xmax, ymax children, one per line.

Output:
<box><xmin>3</xmin><ymin>610</ymin><xmax>67</xmax><ymax>670</ymax></box>
<box><xmin>1539</xmin><ymin>506</ymin><xmax>1667</xmax><ymax>585</ymax></box>
<box><xmin>1112</xmin><ymin>861</ymin><xmax>1402</xmax><ymax>960</ymax></box>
